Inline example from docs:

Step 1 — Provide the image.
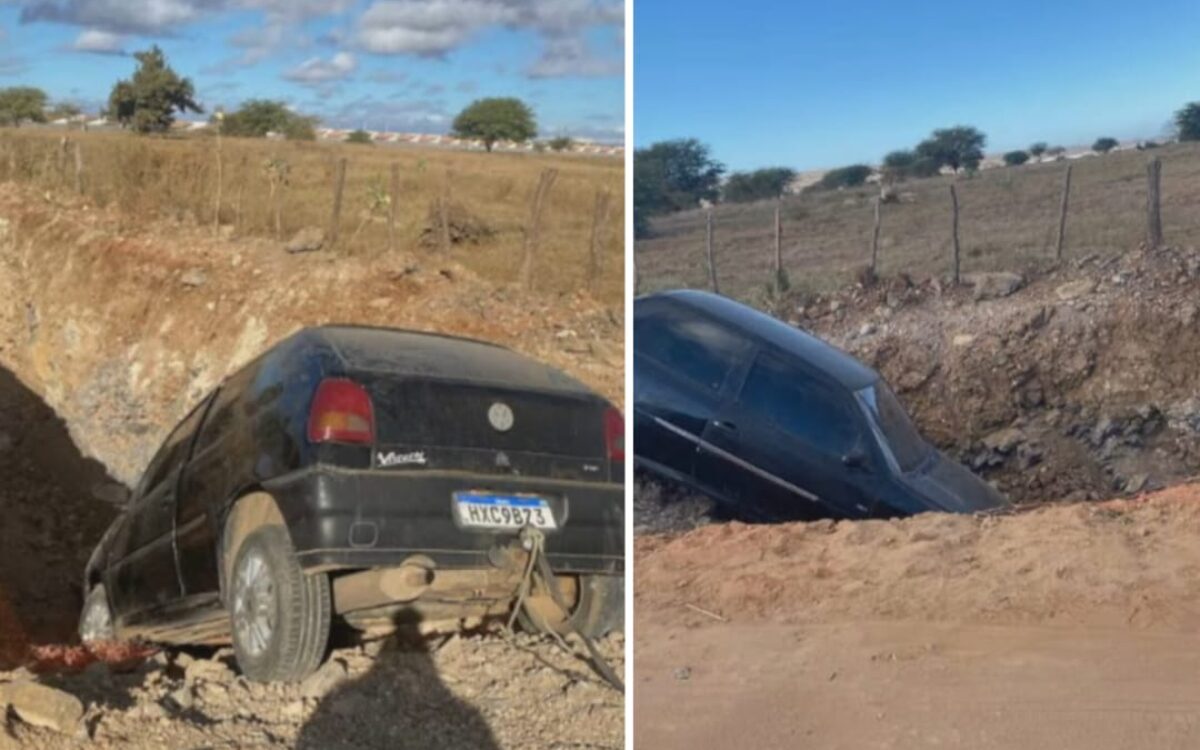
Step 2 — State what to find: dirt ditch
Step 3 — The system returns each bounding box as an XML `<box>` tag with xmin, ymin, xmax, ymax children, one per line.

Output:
<box><xmin>0</xmin><ymin>183</ymin><xmax>625</xmax><ymax>748</ymax></box>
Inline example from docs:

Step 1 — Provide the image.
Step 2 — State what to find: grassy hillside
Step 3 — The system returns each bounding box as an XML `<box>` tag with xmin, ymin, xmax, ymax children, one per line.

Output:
<box><xmin>636</xmin><ymin>142</ymin><xmax>1200</xmax><ymax>304</ymax></box>
<box><xmin>0</xmin><ymin>129</ymin><xmax>624</xmax><ymax>305</ymax></box>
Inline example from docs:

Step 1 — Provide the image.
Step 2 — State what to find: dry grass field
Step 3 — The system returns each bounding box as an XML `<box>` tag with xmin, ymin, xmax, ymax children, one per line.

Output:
<box><xmin>0</xmin><ymin>129</ymin><xmax>624</xmax><ymax>305</ymax></box>
<box><xmin>636</xmin><ymin>142</ymin><xmax>1200</xmax><ymax>304</ymax></box>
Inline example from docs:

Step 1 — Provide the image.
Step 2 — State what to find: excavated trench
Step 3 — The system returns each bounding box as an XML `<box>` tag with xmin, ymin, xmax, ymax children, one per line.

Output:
<box><xmin>638</xmin><ymin>245</ymin><xmax>1200</xmax><ymax>532</ymax></box>
<box><xmin>0</xmin><ymin>182</ymin><xmax>625</xmax><ymax>668</ymax></box>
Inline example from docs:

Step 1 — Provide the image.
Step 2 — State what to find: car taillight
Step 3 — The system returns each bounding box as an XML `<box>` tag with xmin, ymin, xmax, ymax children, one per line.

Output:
<box><xmin>308</xmin><ymin>378</ymin><xmax>375</xmax><ymax>444</ymax></box>
<box><xmin>604</xmin><ymin>407</ymin><xmax>625</xmax><ymax>462</ymax></box>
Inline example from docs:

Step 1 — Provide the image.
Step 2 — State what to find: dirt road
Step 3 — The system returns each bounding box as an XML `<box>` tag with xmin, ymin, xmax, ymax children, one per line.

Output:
<box><xmin>635</xmin><ymin>487</ymin><xmax>1200</xmax><ymax>748</ymax></box>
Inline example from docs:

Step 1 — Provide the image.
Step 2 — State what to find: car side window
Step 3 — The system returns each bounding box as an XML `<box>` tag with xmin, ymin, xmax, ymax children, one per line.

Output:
<box><xmin>737</xmin><ymin>351</ymin><xmax>860</xmax><ymax>454</ymax></box>
<box><xmin>137</xmin><ymin>394</ymin><xmax>213</xmax><ymax>497</ymax></box>
<box><xmin>634</xmin><ymin>304</ymin><xmax>746</xmax><ymax>391</ymax></box>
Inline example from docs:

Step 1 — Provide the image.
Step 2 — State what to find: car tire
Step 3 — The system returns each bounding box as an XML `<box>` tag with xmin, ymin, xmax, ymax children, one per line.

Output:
<box><xmin>229</xmin><ymin>525</ymin><xmax>331</xmax><ymax>683</ymax></box>
<box><xmin>79</xmin><ymin>584</ymin><xmax>115</xmax><ymax>643</ymax></box>
<box><xmin>518</xmin><ymin>573</ymin><xmax>624</xmax><ymax>639</ymax></box>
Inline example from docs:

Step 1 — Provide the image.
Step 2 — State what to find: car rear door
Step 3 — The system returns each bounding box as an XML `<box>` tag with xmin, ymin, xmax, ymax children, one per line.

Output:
<box><xmin>106</xmin><ymin>394</ymin><xmax>213</xmax><ymax>624</ymax></box>
<box><xmin>695</xmin><ymin>348</ymin><xmax>876</xmax><ymax>521</ymax></box>
<box><xmin>632</xmin><ymin>299</ymin><xmax>750</xmax><ymax>493</ymax></box>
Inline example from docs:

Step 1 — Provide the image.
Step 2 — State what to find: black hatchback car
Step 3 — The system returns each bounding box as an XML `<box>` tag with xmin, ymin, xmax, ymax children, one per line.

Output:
<box><xmin>80</xmin><ymin>325</ymin><xmax>624</xmax><ymax>682</ymax></box>
<box><xmin>633</xmin><ymin>290</ymin><xmax>1008</xmax><ymax>521</ymax></box>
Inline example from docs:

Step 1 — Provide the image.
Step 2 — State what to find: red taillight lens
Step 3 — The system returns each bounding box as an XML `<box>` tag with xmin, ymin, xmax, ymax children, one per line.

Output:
<box><xmin>604</xmin><ymin>407</ymin><xmax>625</xmax><ymax>462</ymax></box>
<box><xmin>308</xmin><ymin>378</ymin><xmax>375</xmax><ymax>444</ymax></box>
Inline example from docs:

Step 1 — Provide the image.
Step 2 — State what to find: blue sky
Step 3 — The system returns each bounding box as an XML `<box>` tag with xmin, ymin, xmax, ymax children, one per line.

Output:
<box><xmin>0</xmin><ymin>0</ymin><xmax>624</xmax><ymax>141</ymax></box>
<box><xmin>635</xmin><ymin>0</ymin><xmax>1200</xmax><ymax>171</ymax></box>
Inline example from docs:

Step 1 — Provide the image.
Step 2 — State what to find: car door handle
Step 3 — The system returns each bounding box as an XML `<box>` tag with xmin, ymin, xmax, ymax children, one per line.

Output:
<box><xmin>712</xmin><ymin>419</ymin><xmax>738</xmax><ymax>433</ymax></box>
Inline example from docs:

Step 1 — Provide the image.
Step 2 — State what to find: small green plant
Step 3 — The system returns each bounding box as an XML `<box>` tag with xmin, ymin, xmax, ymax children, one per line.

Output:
<box><xmin>349</xmin><ymin>179</ymin><xmax>391</xmax><ymax>243</ymax></box>
<box><xmin>547</xmin><ymin>136</ymin><xmax>575</xmax><ymax>152</ymax></box>
<box><xmin>346</xmin><ymin>129</ymin><xmax>373</xmax><ymax>145</ymax></box>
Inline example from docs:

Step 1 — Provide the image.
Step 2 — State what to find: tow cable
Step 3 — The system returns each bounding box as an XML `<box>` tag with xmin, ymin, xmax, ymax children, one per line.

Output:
<box><xmin>505</xmin><ymin>527</ymin><xmax>625</xmax><ymax>693</ymax></box>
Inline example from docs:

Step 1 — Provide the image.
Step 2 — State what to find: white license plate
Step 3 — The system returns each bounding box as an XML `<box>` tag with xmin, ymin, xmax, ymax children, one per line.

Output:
<box><xmin>453</xmin><ymin>492</ymin><xmax>558</xmax><ymax>530</ymax></box>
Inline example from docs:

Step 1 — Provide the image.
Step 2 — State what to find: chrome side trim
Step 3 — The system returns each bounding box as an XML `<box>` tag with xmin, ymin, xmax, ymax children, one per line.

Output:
<box><xmin>652</xmin><ymin>416</ymin><xmax>821</xmax><ymax>504</ymax></box>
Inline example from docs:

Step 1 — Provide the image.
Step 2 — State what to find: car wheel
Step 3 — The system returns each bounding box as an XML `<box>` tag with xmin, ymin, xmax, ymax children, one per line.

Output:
<box><xmin>518</xmin><ymin>574</ymin><xmax>624</xmax><ymax>639</ymax></box>
<box><xmin>79</xmin><ymin>584</ymin><xmax>115</xmax><ymax>643</ymax></box>
<box><xmin>229</xmin><ymin>525</ymin><xmax>331</xmax><ymax>682</ymax></box>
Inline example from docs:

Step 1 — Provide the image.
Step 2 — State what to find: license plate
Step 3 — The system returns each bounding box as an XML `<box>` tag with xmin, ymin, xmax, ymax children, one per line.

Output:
<box><xmin>453</xmin><ymin>492</ymin><xmax>558</xmax><ymax>530</ymax></box>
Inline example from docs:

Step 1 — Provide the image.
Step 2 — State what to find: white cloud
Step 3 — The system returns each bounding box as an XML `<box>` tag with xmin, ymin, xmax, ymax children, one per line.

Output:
<box><xmin>354</xmin><ymin>0</ymin><xmax>624</xmax><ymax>77</ymax></box>
<box><xmin>14</xmin><ymin>0</ymin><xmax>353</xmax><ymax>34</ymax></box>
<box><xmin>284</xmin><ymin>51</ymin><xmax>358</xmax><ymax>84</ymax></box>
<box><xmin>70</xmin><ymin>28</ymin><xmax>127</xmax><ymax>53</ymax></box>
<box><xmin>527</xmin><ymin>35</ymin><xmax>621</xmax><ymax>78</ymax></box>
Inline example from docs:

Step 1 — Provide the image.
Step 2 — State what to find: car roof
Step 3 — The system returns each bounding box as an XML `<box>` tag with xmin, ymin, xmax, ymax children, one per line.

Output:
<box><xmin>641</xmin><ymin>289</ymin><xmax>879</xmax><ymax>390</ymax></box>
<box><xmin>293</xmin><ymin>324</ymin><xmax>595</xmax><ymax>396</ymax></box>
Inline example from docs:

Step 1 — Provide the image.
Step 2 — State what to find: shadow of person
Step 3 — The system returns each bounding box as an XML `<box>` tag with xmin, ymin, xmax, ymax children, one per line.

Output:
<box><xmin>296</xmin><ymin>611</ymin><xmax>501</xmax><ymax>750</ymax></box>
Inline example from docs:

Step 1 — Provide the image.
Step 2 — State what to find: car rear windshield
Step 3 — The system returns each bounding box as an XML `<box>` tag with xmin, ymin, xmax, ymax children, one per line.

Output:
<box><xmin>856</xmin><ymin>382</ymin><xmax>931</xmax><ymax>473</ymax></box>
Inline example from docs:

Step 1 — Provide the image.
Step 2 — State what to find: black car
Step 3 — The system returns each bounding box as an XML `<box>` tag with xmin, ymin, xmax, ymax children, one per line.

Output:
<box><xmin>633</xmin><ymin>290</ymin><xmax>1008</xmax><ymax>521</ymax></box>
<box><xmin>80</xmin><ymin>325</ymin><xmax>625</xmax><ymax>682</ymax></box>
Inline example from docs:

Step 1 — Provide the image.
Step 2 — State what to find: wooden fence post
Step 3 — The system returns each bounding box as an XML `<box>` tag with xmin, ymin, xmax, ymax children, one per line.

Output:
<box><xmin>329</xmin><ymin>157</ymin><xmax>347</xmax><ymax>247</ymax></box>
<box><xmin>388</xmin><ymin>163</ymin><xmax>400</xmax><ymax>253</ymax></box>
<box><xmin>773</xmin><ymin>199</ymin><xmax>783</xmax><ymax>293</ymax></box>
<box><xmin>520</xmin><ymin>168</ymin><xmax>558</xmax><ymax>291</ymax></box>
<box><xmin>73</xmin><ymin>141</ymin><xmax>83</xmax><ymax>195</ymax></box>
<box><xmin>439</xmin><ymin>169</ymin><xmax>452</xmax><ymax>254</ymax></box>
<box><xmin>1146</xmin><ymin>157</ymin><xmax>1163</xmax><ymax>249</ymax></box>
<box><xmin>1055</xmin><ymin>164</ymin><xmax>1072</xmax><ymax>261</ymax></box>
<box><xmin>949</xmin><ymin>184</ymin><xmax>961</xmax><ymax>284</ymax></box>
<box><xmin>213</xmin><ymin>120</ymin><xmax>223</xmax><ymax>235</ymax></box>
<box><xmin>706</xmin><ymin>208</ymin><xmax>720</xmax><ymax>294</ymax></box>
<box><xmin>586</xmin><ymin>187</ymin><xmax>610</xmax><ymax>293</ymax></box>
<box><xmin>870</xmin><ymin>195</ymin><xmax>882</xmax><ymax>275</ymax></box>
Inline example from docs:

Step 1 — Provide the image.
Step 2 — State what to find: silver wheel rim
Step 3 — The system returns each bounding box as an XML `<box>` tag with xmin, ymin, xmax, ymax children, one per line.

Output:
<box><xmin>233</xmin><ymin>550</ymin><xmax>276</xmax><ymax>658</ymax></box>
<box><xmin>80</xmin><ymin>592</ymin><xmax>112</xmax><ymax>642</ymax></box>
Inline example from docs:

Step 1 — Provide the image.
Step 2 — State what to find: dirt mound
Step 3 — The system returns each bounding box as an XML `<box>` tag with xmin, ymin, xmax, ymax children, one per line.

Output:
<box><xmin>0</xmin><ymin>182</ymin><xmax>622</xmax><ymax>486</ymax></box>
<box><xmin>784</xmin><ymin>245</ymin><xmax>1200</xmax><ymax>503</ymax></box>
<box><xmin>636</xmin><ymin>485</ymin><xmax>1200</xmax><ymax>631</ymax></box>
<box><xmin>0</xmin><ymin>631</ymin><xmax>623</xmax><ymax>749</ymax></box>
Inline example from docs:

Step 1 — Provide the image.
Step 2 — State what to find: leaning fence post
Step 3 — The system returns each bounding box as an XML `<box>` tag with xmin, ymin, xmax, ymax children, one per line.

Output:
<box><xmin>1055</xmin><ymin>164</ymin><xmax>1072</xmax><ymax>260</ymax></box>
<box><xmin>73</xmin><ymin>141</ymin><xmax>83</xmax><ymax>195</ymax></box>
<box><xmin>388</xmin><ymin>163</ymin><xmax>400</xmax><ymax>253</ymax></box>
<box><xmin>949</xmin><ymin>184</ymin><xmax>961</xmax><ymax>284</ymax></box>
<box><xmin>1146</xmin><ymin>157</ymin><xmax>1163</xmax><ymax>249</ymax></box>
<box><xmin>773</xmin><ymin>199</ymin><xmax>784</xmax><ymax>293</ymax></box>
<box><xmin>706</xmin><ymin>207</ymin><xmax>720</xmax><ymax>294</ymax></box>
<box><xmin>870</xmin><ymin>195</ymin><xmax>882</xmax><ymax>275</ymax></box>
<box><xmin>520</xmin><ymin>168</ymin><xmax>558</xmax><ymax>291</ymax></box>
<box><xmin>439</xmin><ymin>169</ymin><xmax>452</xmax><ymax>254</ymax></box>
<box><xmin>329</xmin><ymin>157</ymin><xmax>347</xmax><ymax>248</ymax></box>
<box><xmin>586</xmin><ymin>187</ymin><xmax>610</xmax><ymax>293</ymax></box>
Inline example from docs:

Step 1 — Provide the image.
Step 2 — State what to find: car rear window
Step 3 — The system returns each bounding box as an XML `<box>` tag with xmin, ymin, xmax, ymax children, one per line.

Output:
<box><xmin>737</xmin><ymin>351</ymin><xmax>859</xmax><ymax>454</ymax></box>
<box><xmin>634</xmin><ymin>304</ymin><xmax>746</xmax><ymax>391</ymax></box>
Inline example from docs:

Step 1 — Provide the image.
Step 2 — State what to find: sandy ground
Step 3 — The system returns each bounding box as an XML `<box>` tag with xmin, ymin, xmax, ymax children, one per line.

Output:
<box><xmin>635</xmin><ymin>486</ymin><xmax>1200</xmax><ymax>748</ymax></box>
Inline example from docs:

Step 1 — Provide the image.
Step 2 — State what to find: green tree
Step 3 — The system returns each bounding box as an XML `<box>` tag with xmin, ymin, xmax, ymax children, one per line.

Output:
<box><xmin>0</xmin><ymin>87</ymin><xmax>48</xmax><ymax>127</ymax></box>
<box><xmin>1003</xmin><ymin>150</ymin><xmax>1030</xmax><ymax>166</ymax></box>
<box><xmin>1028</xmin><ymin>142</ymin><xmax>1048</xmax><ymax>159</ymax></box>
<box><xmin>1092</xmin><ymin>137</ymin><xmax>1118</xmax><ymax>153</ymax></box>
<box><xmin>219</xmin><ymin>99</ymin><xmax>317</xmax><ymax>140</ymax></box>
<box><xmin>108</xmin><ymin>46</ymin><xmax>202</xmax><ymax>134</ymax></box>
<box><xmin>1175</xmin><ymin>102</ymin><xmax>1200</xmax><ymax>142</ymax></box>
<box><xmin>346</xmin><ymin>129</ymin><xmax>373</xmax><ymax>144</ymax></box>
<box><xmin>47</xmin><ymin>101</ymin><xmax>82</xmax><ymax>121</ymax></box>
<box><xmin>815</xmin><ymin>164</ymin><xmax>873</xmax><ymax>190</ymax></box>
<box><xmin>916</xmin><ymin>125</ymin><xmax>987</xmax><ymax>172</ymax></box>
<box><xmin>547</xmin><ymin>135</ymin><xmax>575</xmax><ymax>152</ymax></box>
<box><xmin>633</xmin><ymin>138</ymin><xmax>725</xmax><ymax>236</ymax></box>
<box><xmin>722</xmin><ymin>167</ymin><xmax>796</xmax><ymax>203</ymax></box>
<box><xmin>881</xmin><ymin>149</ymin><xmax>915</xmax><ymax>182</ymax></box>
<box><xmin>1047</xmin><ymin>145</ymin><xmax>1066</xmax><ymax>158</ymax></box>
<box><xmin>451</xmin><ymin>97</ymin><xmax>536</xmax><ymax>152</ymax></box>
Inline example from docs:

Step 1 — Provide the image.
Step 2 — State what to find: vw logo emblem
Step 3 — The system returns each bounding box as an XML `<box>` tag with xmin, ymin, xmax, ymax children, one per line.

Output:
<box><xmin>488</xmin><ymin>402</ymin><xmax>514</xmax><ymax>432</ymax></box>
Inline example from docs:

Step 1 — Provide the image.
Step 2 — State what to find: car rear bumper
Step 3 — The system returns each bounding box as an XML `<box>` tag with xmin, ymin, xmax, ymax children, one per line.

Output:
<box><xmin>263</xmin><ymin>465</ymin><xmax>624</xmax><ymax>575</ymax></box>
